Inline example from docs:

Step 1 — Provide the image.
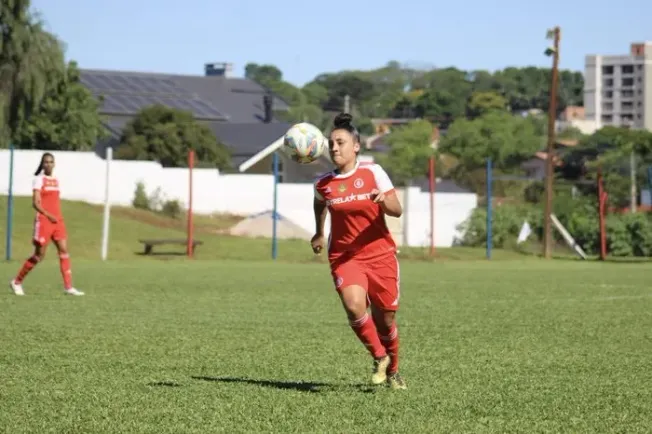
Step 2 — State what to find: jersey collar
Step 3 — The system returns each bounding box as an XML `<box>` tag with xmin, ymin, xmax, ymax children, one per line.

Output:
<box><xmin>333</xmin><ymin>160</ymin><xmax>360</xmax><ymax>179</ymax></box>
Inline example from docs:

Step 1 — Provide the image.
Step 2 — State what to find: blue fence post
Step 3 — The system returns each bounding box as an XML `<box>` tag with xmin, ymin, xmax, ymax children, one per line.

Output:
<box><xmin>5</xmin><ymin>143</ymin><xmax>15</xmax><ymax>261</ymax></box>
<box><xmin>647</xmin><ymin>167</ymin><xmax>652</xmax><ymax>205</ymax></box>
<box><xmin>486</xmin><ymin>158</ymin><xmax>493</xmax><ymax>260</ymax></box>
<box><xmin>272</xmin><ymin>151</ymin><xmax>279</xmax><ymax>260</ymax></box>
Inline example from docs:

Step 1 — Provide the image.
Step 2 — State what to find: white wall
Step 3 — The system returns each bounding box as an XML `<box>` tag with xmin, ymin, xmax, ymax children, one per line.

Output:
<box><xmin>0</xmin><ymin>150</ymin><xmax>477</xmax><ymax>247</ymax></box>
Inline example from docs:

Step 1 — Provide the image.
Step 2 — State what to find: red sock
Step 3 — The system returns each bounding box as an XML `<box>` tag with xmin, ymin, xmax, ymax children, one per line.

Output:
<box><xmin>350</xmin><ymin>313</ymin><xmax>386</xmax><ymax>359</ymax></box>
<box><xmin>15</xmin><ymin>255</ymin><xmax>40</xmax><ymax>283</ymax></box>
<box><xmin>380</xmin><ymin>323</ymin><xmax>400</xmax><ymax>374</ymax></box>
<box><xmin>59</xmin><ymin>254</ymin><xmax>73</xmax><ymax>290</ymax></box>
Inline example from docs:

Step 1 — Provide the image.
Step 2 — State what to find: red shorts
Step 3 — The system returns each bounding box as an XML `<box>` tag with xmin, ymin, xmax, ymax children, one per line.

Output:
<box><xmin>330</xmin><ymin>254</ymin><xmax>401</xmax><ymax>311</ymax></box>
<box><xmin>33</xmin><ymin>218</ymin><xmax>67</xmax><ymax>246</ymax></box>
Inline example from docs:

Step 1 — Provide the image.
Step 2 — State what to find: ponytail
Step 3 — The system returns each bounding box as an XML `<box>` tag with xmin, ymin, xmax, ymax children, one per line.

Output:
<box><xmin>34</xmin><ymin>152</ymin><xmax>54</xmax><ymax>176</ymax></box>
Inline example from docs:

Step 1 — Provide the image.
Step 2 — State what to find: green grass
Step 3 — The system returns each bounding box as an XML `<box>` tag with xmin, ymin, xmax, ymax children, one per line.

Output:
<box><xmin>1</xmin><ymin>260</ymin><xmax>652</xmax><ymax>433</ymax></box>
<box><xmin>0</xmin><ymin>196</ymin><xmax>527</xmax><ymax>262</ymax></box>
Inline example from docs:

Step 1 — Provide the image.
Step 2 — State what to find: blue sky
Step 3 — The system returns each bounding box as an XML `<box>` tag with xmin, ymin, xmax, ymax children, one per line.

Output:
<box><xmin>33</xmin><ymin>0</ymin><xmax>649</xmax><ymax>86</ymax></box>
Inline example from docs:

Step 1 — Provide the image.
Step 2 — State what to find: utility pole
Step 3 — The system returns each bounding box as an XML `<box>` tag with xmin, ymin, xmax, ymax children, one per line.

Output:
<box><xmin>344</xmin><ymin>94</ymin><xmax>350</xmax><ymax>113</ymax></box>
<box><xmin>543</xmin><ymin>26</ymin><xmax>561</xmax><ymax>260</ymax></box>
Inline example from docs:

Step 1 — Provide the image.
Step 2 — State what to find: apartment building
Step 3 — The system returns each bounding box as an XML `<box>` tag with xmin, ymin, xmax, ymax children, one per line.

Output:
<box><xmin>584</xmin><ymin>42</ymin><xmax>652</xmax><ymax>130</ymax></box>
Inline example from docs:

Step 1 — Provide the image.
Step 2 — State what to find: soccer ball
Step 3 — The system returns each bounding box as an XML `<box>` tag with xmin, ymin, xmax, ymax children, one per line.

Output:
<box><xmin>282</xmin><ymin>122</ymin><xmax>327</xmax><ymax>164</ymax></box>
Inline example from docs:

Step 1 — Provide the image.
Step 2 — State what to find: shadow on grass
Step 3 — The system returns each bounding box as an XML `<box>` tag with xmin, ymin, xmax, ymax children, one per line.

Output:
<box><xmin>135</xmin><ymin>251</ymin><xmax>187</xmax><ymax>257</ymax></box>
<box><xmin>148</xmin><ymin>381</ymin><xmax>182</xmax><ymax>387</ymax></box>
<box><xmin>190</xmin><ymin>375</ymin><xmax>375</xmax><ymax>394</ymax></box>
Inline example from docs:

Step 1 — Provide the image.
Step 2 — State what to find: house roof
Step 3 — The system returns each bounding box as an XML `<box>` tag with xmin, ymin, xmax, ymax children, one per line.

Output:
<box><xmin>80</xmin><ymin>68</ymin><xmax>289</xmax><ymax>124</ymax></box>
<box><xmin>82</xmin><ymin>68</ymin><xmax>292</xmax><ymax>164</ymax></box>
<box><xmin>208</xmin><ymin>122</ymin><xmax>291</xmax><ymax>167</ymax></box>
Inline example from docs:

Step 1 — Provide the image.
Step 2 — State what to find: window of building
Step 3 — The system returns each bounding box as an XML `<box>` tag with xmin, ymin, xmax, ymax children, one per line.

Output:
<box><xmin>621</xmin><ymin>65</ymin><xmax>634</xmax><ymax>74</ymax></box>
<box><xmin>622</xmin><ymin>78</ymin><xmax>634</xmax><ymax>86</ymax></box>
<box><xmin>603</xmin><ymin>102</ymin><xmax>613</xmax><ymax>111</ymax></box>
<box><xmin>602</xmin><ymin>115</ymin><xmax>612</xmax><ymax>123</ymax></box>
<box><xmin>622</xmin><ymin>90</ymin><xmax>634</xmax><ymax>98</ymax></box>
<box><xmin>605</xmin><ymin>78</ymin><xmax>614</xmax><ymax>86</ymax></box>
<box><xmin>621</xmin><ymin>101</ymin><xmax>634</xmax><ymax>111</ymax></box>
<box><xmin>602</xmin><ymin>65</ymin><xmax>614</xmax><ymax>75</ymax></box>
<box><xmin>604</xmin><ymin>90</ymin><xmax>613</xmax><ymax>98</ymax></box>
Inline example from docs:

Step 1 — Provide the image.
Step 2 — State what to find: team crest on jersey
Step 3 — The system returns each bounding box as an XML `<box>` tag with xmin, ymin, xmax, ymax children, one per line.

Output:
<box><xmin>354</xmin><ymin>178</ymin><xmax>364</xmax><ymax>189</ymax></box>
<box><xmin>338</xmin><ymin>183</ymin><xmax>347</xmax><ymax>193</ymax></box>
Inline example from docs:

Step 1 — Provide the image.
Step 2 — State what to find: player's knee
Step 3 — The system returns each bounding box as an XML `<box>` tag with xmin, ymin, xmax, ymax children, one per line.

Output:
<box><xmin>340</xmin><ymin>287</ymin><xmax>368</xmax><ymax>319</ymax></box>
<box><xmin>382</xmin><ymin>310</ymin><xmax>396</xmax><ymax>329</ymax></box>
<box><xmin>34</xmin><ymin>248</ymin><xmax>46</xmax><ymax>261</ymax></box>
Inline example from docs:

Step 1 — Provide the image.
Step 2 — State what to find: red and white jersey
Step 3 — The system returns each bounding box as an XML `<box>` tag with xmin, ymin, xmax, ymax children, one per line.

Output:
<box><xmin>32</xmin><ymin>175</ymin><xmax>62</xmax><ymax>220</ymax></box>
<box><xmin>314</xmin><ymin>162</ymin><xmax>397</xmax><ymax>264</ymax></box>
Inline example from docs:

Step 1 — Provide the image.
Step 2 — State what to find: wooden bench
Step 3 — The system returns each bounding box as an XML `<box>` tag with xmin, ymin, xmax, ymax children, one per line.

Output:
<box><xmin>139</xmin><ymin>239</ymin><xmax>203</xmax><ymax>255</ymax></box>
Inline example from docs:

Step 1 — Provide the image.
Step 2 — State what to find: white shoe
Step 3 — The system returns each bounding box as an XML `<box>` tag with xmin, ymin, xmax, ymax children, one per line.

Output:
<box><xmin>64</xmin><ymin>288</ymin><xmax>84</xmax><ymax>296</ymax></box>
<box><xmin>10</xmin><ymin>280</ymin><xmax>25</xmax><ymax>296</ymax></box>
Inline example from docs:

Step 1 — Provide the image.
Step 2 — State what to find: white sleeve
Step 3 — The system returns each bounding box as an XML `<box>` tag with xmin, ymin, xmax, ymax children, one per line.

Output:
<box><xmin>32</xmin><ymin>176</ymin><xmax>43</xmax><ymax>190</ymax></box>
<box><xmin>370</xmin><ymin>164</ymin><xmax>394</xmax><ymax>193</ymax></box>
<box><xmin>314</xmin><ymin>183</ymin><xmax>324</xmax><ymax>201</ymax></box>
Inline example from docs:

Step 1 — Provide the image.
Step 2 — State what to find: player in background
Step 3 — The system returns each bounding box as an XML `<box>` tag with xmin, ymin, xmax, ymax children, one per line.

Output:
<box><xmin>312</xmin><ymin>113</ymin><xmax>406</xmax><ymax>390</ymax></box>
<box><xmin>9</xmin><ymin>152</ymin><xmax>84</xmax><ymax>296</ymax></box>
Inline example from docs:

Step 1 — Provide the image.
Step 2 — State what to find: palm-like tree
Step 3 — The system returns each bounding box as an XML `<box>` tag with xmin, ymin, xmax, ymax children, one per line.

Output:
<box><xmin>0</xmin><ymin>0</ymin><xmax>65</xmax><ymax>147</ymax></box>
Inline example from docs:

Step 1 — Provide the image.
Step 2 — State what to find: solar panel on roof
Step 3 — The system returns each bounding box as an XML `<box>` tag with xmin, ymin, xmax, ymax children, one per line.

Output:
<box><xmin>100</xmin><ymin>95</ymin><xmax>130</xmax><ymax>114</ymax></box>
<box><xmin>93</xmin><ymin>89</ymin><xmax>224</xmax><ymax>120</ymax></box>
<box><xmin>130</xmin><ymin>76</ymin><xmax>158</xmax><ymax>93</ymax></box>
<box><xmin>81</xmin><ymin>74</ymin><xmax>109</xmax><ymax>90</ymax></box>
<box><xmin>111</xmin><ymin>75</ymin><xmax>141</xmax><ymax>92</ymax></box>
<box><xmin>188</xmin><ymin>99</ymin><xmax>223</xmax><ymax>118</ymax></box>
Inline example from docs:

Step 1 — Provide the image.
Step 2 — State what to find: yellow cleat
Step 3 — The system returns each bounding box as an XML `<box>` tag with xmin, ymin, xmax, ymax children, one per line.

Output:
<box><xmin>387</xmin><ymin>372</ymin><xmax>407</xmax><ymax>390</ymax></box>
<box><xmin>371</xmin><ymin>355</ymin><xmax>390</xmax><ymax>385</ymax></box>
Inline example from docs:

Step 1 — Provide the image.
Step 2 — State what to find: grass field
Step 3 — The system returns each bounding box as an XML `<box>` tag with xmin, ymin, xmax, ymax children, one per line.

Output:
<box><xmin>2</xmin><ymin>260</ymin><xmax>652</xmax><ymax>433</ymax></box>
<box><xmin>2</xmin><ymin>197</ymin><xmax>652</xmax><ymax>432</ymax></box>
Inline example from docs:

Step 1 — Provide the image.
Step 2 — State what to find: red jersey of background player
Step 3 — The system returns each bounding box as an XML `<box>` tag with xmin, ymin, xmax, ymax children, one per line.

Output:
<box><xmin>314</xmin><ymin>161</ymin><xmax>396</xmax><ymax>265</ymax></box>
<box><xmin>32</xmin><ymin>175</ymin><xmax>63</xmax><ymax>223</ymax></box>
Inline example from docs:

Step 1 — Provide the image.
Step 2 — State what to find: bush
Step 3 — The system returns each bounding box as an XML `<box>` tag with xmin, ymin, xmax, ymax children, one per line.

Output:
<box><xmin>457</xmin><ymin>203</ymin><xmax>541</xmax><ymax>248</ymax></box>
<box><xmin>605</xmin><ymin>212</ymin><xmax>652</xmax><ymax>257</ymax></box>
<box><xmin>161</xmin><ymin>200</ymin><xmax>183</xmax><ymax>219</ymax></box>
<box><xmin>459</xmin><ymin>196</ymin><xmax>652</xmax><ymax>257</ymax></box>
<box><xmin>132</xmin><ymin>182</ymin><xmax>150</xmax><ymax>210</ymax></box>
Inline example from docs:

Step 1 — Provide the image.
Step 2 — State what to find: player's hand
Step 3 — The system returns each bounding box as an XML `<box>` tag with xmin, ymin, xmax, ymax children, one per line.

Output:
<box><xmin>371</xmin><ymin>189</ymin><xmax>386</xmax><ymax>203</ymax></box>
<box><xmin>47</xmin><ymin>215</ymin><xmax>58</xmax><ymax>224</ymax></box>
<box><xmin>311</xmin><ymin>233</ymin><xmax>325</xmax><ymax>254</ymax></box>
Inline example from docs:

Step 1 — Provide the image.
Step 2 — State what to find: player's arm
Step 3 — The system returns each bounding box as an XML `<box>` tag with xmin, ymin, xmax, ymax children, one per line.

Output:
<box><xmin>371</xmin><ymin>165</ymin><xmax>403</xmax><ymax>218</ymax></box>
<box><xmin>313</xmin><ymin>189</ymin><xmax>328</xmax><ymax>236</ymax></box>
<box><xmin>31</xmin><ymin>178</ymin><xmax>55</xmax><ymax>221</ymax></box>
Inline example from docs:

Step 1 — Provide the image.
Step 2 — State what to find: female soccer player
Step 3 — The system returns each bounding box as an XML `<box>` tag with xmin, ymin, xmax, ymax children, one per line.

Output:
<box><xmin>312</xmin><ymin>113</ymin><xmax>406</xmax><ymax>390</ymax></box>
<box><xmin>9</xmin><ymin>152</ymin><xmax>84</xmax><ymax>296</ymax></box>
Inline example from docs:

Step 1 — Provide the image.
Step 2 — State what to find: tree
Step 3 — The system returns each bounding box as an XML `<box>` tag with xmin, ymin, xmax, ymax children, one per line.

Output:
<box><xmin>378</xmin><ymin>120</ymin><xmax>436</xmax><ymax>186</ymax></box>
<box><xmin>0</xmin><ymin>0</ymin><xmax>66</xmax><ymax>147</ymax></box>
<box><xmin>116</xmin><ymin>105</ymin><xmax>231</xmax><ymax>169</ymax></box>
<box><xmin>249</xmin><ymin>63</ymin><xmax>584</xmax><ymax>131</ymax></box>
<box><xmin>439</xmin><ymin>112</ymin><xmax>543</xmax><ymax>191</ymax></box>
<box><xmin>560</xmin><ymin>127</ymin><xmax>652</xmax><ymax>207</ymax></box>
<box><xmin>13</xmin><ymin>61</ymin><xmax>108</xmax><ymax>150</ymax></box>
<box><xmin>467</xmin><ymin>91</ymin><xmax>508</xmax><ymax>118</ymax></box>
<box><xmin>244</xmin><ymin>63</ymin><xmax>282</xmax><ymax>87</ymax></box>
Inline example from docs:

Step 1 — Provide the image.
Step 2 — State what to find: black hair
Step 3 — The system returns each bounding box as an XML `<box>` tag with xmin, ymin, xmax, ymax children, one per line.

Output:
<box><xmin>332</xmin><ymin>112</ymin><xmax>361</xmax><ymax>144</ymax></box>
<box><xmin>34</xmin><ymin>152</ymin><xmax>54</xmax><ymax>176</ymax></box>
